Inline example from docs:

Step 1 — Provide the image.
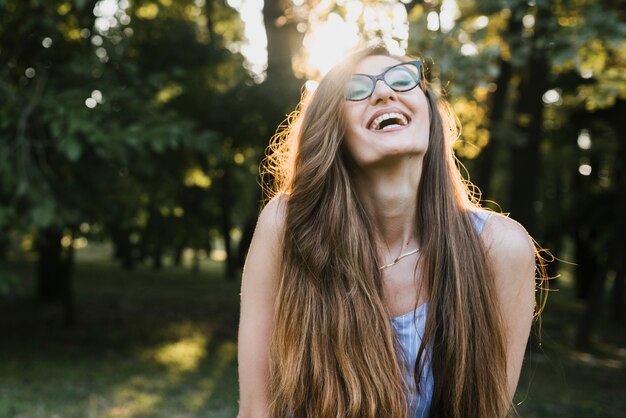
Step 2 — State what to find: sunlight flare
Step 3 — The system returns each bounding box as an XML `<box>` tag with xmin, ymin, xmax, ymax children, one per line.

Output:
<box><xmin>152</xmin><ymin>332</ymin><xmax>208</xmax><ymax>372</ymax></box>
<box><xmin>302</xmin><ymin>12</ymin><xmax>360</xmax><ymax>77</ymax></box>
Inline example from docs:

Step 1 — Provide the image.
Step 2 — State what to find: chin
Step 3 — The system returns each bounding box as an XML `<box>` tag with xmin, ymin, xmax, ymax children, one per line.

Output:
<box><xmin>368</xmin><ymin>130</ymin><xmax>428</xmax><ymax>155</ymax></box>
<box><xmin>355</xmin><ymin>146</ymin><xmax>427</xmax><ymax>168</ymax></box>
<box><xmin>344</xmin><ymin>125</ymin><xmax>429</xmax><ymax>168</ymax></box>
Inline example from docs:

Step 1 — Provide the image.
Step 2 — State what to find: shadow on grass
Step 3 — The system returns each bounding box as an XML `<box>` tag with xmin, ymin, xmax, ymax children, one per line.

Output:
<box><xmin>0</xmin><ymin>260</ymin><xmax>241</xmax><ymax>418</ymax></box>
<box><xmin>513</xmin><ymin>279</ymin><xmax>626</xmax><ymax>418</ymax></box>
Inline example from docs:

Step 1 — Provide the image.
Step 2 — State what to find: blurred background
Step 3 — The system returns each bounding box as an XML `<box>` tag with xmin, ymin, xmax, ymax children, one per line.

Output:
<box><xmin>0</xmin><ymin>0</ymin><xmax>624</xmax><ymax>417</ymax></box>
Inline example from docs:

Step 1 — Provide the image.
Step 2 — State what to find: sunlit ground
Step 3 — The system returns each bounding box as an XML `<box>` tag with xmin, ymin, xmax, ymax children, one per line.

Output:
<box><xmin>0</xmin><ymin>248</ymin><xmax>624</xmax><ymax>417</ymax></box>
<box><xmin>0</xmin><ymin>248</ymin><xmax>241</xmax><ymax>418</ymax></box>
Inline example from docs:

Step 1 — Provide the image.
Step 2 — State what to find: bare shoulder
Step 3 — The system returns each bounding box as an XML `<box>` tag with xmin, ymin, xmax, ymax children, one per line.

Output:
<box><xmin>254</xmin><ymin>194</ymin><xmax>288</xmax><ymax>244</ymax></box>
<box><xmin>480</xmin><ymin>213</ymin><xmax>536</xmax><ymax>286</ymax></box>
<box><xmin>242</xmin><ymin>193</ymin><xmax>288</xmax><ymax>281</ymax></box>
<box><xmin>481</xmin><ymin>212</ymin><xmax>535</xmax><ymax>262</ymax></box>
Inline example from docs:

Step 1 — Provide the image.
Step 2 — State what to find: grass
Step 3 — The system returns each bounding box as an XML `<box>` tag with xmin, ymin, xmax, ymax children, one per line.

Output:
<box><xmin>515</xmin><ymin>354</ymin><xmax>625</xmax><ymax>417</ymax></box>
<box><xmin>0</xmin><ymin>252</ymin><xmax>241</xmax><ymax>418</ymax></box>
<box><xmin>513</xmin><ymin>274</ymin><xmax>626</xmax><ymax>417</ymax></box>
<box><xmin>0</xmin><ymin>249</ymin><xmax>625</xmax><ymax>417</ymax></box>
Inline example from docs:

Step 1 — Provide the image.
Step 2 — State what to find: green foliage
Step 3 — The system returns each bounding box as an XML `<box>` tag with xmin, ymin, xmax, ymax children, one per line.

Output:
<box><xmin>408</xmin><ymin>0</ymin><xmax>626</xmax><ymax>130</ymax></box>
<box><xmin>0</xmin><ymin>0</ymin><xmax>261</xmax><ymax>272</ymax></box>
<box><xmin>0</xmin><ymin>265</ymin><xmax>20</xmax><ymax>295</ymax></box>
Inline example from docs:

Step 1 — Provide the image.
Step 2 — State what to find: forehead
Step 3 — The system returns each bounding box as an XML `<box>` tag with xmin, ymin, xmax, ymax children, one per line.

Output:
<box><xmin>353</xmin><ymin>55</ymin><xmax>403</xmax><ymax>75</ymax></box>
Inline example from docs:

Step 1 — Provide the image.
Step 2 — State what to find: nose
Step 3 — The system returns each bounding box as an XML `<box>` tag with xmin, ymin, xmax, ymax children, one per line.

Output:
<box><xmin>369</xmin><ymin>79</ymin><xmax>397</xmax><ymax>104</ymax></box>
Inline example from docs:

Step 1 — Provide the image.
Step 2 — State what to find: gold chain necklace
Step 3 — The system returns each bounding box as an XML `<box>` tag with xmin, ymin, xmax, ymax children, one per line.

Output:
<box><xmin>378</xmin><ymin>248</ymin><xmax>420</xmax><ymax>270</ymax></box>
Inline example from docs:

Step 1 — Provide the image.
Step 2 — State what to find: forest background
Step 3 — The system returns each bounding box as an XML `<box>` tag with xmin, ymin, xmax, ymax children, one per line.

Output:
<box><xmin>0</xmin><ymin>0</ymin><xmax>625</xmax><ymax>416</ymax></box>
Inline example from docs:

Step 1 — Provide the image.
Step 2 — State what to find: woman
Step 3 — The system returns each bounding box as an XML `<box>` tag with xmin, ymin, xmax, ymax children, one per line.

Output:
<box><xmin>238</xmin><ymin>45</ymin><xmax>541</xmax><ymax>418</ymax></box>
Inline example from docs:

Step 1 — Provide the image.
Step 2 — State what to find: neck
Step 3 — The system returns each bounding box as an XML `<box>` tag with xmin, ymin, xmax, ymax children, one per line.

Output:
<box><xmin>352</xmin><ymin>155</ymin><xmax>423</xmax><ymax>257</ymax></box>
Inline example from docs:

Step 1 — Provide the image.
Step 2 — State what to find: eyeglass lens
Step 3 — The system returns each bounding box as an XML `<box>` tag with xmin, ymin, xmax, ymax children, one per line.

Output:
<box><xmin>345</xmin><ymin>62</ymin><xmax>421</xmax><ymax>101</ymax></box>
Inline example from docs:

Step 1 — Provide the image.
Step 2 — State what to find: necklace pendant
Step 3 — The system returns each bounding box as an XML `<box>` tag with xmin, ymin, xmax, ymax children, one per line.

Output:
<box><xmin>378</xmin><ymin>248</ymin><xmax>419</xmax><ymax>271</ymax></box>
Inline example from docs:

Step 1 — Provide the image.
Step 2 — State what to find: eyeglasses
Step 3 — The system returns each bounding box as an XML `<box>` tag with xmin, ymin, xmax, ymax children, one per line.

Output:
<box><xmin>344</xmin><ymin>60</ymin><xmax>422</xmax><ymax>101</ymax></box>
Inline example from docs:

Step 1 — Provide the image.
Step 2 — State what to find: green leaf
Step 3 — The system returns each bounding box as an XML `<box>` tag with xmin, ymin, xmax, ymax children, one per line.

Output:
<box><xmin>0</xmin><ymin>267</ymin><xmax>21</xmax><ymax>296</ymax></box>
<box><xmin>59</xmin><ymin>138</ymin><xmax>83</xmax><ymax>162</ymax></box>
<box><xmin>31</xmin><ymin>199</ymin><xmax>56</xmax><ymax>228</ymax></box>
<box><xmin>16</xmin><ymin>178</ymin><xmax>29</xmax><ymax>197</ymax></box>
<box><xmin>0</xmin><ymin>206</ymin><xmax>15</xmax><ymax>229</ymax></box>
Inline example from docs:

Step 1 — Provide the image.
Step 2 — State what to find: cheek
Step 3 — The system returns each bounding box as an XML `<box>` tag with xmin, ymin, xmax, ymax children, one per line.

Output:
<box><xmin>343</xmin><ymin>105</ymin><xmax>360</xmax><ymax>130</ymax></box>
<box><xmin>342</xmin><ymin>129</ymin><xmax>360</xmax><ymax>162</ymax></box>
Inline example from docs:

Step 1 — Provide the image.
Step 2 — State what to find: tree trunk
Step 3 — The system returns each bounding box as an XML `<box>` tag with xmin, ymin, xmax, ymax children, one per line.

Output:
<box><xmin>36</xmin><ymin>227</ymin><xmax>76</xmax><ymax>326</ymax></box>
<box><xmin>612</xmin><ymin>264</ymin><xmax>625</xmax><ymax>324</ymax></box>
<box><xmin>37</xmin><ymin>227</ymin><xmax>65</xmax><ymax>302</ymax></box>
<box><xmin>152</xmin><ymin>244</ymin><xmax>163</xmax><ymax>270</ymax></box>
<box><xmin>609</xmin><ymin>102</ymin><xmax>626</xmax><ymax>323</ymax></box>
<box><xmin>192</xmin><ymin>248</ymin><xmax>201</xmax><ymax>274</ymax></box>
<box><xmin>173</xmin><ymin>243</ymin><xmax>184</xmax><ymax>267</ymax></box>
<box><xmin>508</xmin><ymin>6</ymin><xmax>551</xmax><ymax>235</ymax></box>
<box><xmin>62</xmin><ymin>240</ymin><xmax>76</xmax><ymax>327</ymax></box>
<box><xmin>263</xmin><ymin>0</ymin><xmax>299</xmax><ymax>86</ymax></box>
<box><xmin>576</xmin><ymin>193</ymin><xmax>623</xmax><ymax>347</ymax></box>
<box><xmin>262</xmin><ymin>0</ymin><xmax>302</xmax><ymax>130</ymax></box>
<box><xmin>576</xmin><ymin>265</ymin><xmax>608</xmax><ymax>350</ymax></box>
<box><xmin>509</xmin><ymin>50</ymin><xmax>548</xmax><ymax>235</ymax></box>
<box><xmin>541</xmin><ymin>163</ymin><xmax>565</xmax><ymax>288</ymax></box>
<box><xmin>0</xmin><ymin>231</ymin><xmax>9</xmax><ymax>260</ymax></box>
<box><xmin>473</xmin><ymin>14</ymin><xmax>521</xmax><ymax>200</ymax></box>
<box><xmin>574</xmin><ymin>231</ymin><xmax>596</xmax><ymax>300</ymax></box>
<box><xmin>111</xmin><ymin>226</ymin><xmax>135</xmax><ymax>270</ymax></box>
<box><xmin>473</xmin><ymin>60</ymin><xmax>510</xmax><ymax>200</ymax></box>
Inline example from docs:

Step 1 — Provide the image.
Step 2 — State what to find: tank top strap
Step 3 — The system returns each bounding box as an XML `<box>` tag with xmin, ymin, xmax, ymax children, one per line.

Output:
<box><xmin>469</xmin><ymin>209</ymin><xmax>492</xmax><ymax>236</ymax></box>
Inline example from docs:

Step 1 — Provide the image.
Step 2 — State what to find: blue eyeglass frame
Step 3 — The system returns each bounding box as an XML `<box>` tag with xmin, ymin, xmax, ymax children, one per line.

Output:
<box><xmin>345</xmin><ymin>60</ymin><xmax>423</xmax><ymax>101</ymax></box>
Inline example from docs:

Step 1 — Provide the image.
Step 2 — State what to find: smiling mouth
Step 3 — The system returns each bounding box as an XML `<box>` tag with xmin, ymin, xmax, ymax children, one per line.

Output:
<box><xmin>368</xmin><ymin>112</ymin><xmax>409</xmax><ymax>131</ymax></box>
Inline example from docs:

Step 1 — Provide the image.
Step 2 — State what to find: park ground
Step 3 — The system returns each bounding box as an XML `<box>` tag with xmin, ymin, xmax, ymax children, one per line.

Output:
<box><xmin>0</xmin><ymin>248</ymin><xmax>624</xmax><ymax>418</ymax></box>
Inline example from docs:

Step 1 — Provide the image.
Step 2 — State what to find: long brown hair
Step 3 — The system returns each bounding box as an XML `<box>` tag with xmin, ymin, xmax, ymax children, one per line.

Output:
<box><xmin>263</xmin><ymin>46</ymin><xmax>513</xmax><ymax>417</ymax></box>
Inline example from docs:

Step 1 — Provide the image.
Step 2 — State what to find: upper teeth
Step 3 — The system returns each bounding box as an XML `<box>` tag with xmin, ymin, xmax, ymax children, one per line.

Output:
<box><xmin>370</xmin><ymin>112</ymin><xmax>408</xmax><ymax>130</ymax></box>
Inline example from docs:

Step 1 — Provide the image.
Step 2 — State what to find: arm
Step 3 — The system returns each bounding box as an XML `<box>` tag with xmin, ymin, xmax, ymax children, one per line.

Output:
<box><xmin>481</xmin><ymin>214</ymin><xmax>536</xmax><ymax>400</ymax></box>
<box><xmin>237</xmin><ymin>197</ymin><xmax>286</xmax><ymax>418</ymax></box>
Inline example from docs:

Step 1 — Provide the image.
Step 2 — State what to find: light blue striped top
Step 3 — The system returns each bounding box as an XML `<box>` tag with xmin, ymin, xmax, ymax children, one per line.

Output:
<box><xmin>390</xmin><ymin>209</ymin><xmax>491</xmax><ymax>418</ymax></box>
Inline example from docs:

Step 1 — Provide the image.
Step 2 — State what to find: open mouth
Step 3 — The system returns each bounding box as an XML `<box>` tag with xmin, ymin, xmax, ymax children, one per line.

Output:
<box><xmin>368</xmin><ymin>112</ymin><xmax>410</xmax><ymax>131</ymax></box>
